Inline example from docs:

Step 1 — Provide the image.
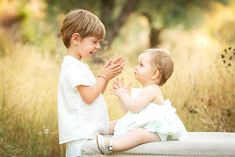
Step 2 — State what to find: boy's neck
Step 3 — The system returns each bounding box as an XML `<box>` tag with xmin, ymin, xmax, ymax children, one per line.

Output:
<box><xmin>66</xmin><ymin>48</ymin><xmax>82</xmax><ymax>60</ymax></box>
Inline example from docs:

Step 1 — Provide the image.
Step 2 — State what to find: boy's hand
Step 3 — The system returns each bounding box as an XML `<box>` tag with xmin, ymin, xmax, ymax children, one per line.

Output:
<box><xmin>98</xmin><ymin>57</ymin><xmax>125</xmax><ymax>81</ymax></box>
<box><xmin>112</xmin><ymin>56</ymin><xmax>125</xmax><ymax>66</ymax></box>
<box><xmin>104</xmin><ymin>56</ymin><xmax>124</xmax><ymax>68</ymax></box>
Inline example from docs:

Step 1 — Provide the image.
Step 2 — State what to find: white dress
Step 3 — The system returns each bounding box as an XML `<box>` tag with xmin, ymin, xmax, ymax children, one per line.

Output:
<box><xmin>114</xmin><ymin>88</ymin><xmax>188</xmax><ymax>141</ymax></box>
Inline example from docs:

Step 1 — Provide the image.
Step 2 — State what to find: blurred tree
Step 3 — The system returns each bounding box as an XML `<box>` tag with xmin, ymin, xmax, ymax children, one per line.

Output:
<box><xmin>133</xmin><ymin>0</ymin><xmax>229</xmax><ymax>47</ymax></box>
<box><xmin>46</xmin><ymin>0</ymin><xmax>229</xmax><ymax>48</ymax></box>
<box><xmin>46</xmin><ymin>0</ymin><xmax>135</xmax><ymax>47</ymax></box>
<box><xmin>0</xmin><ymin>0</ymin><xmax>229</xmax><ymax>52</ymax></box>
<box><xmin>100</xmin><ymin>0</ymin><xmax>135</xmax><ymax>46</ymax></box>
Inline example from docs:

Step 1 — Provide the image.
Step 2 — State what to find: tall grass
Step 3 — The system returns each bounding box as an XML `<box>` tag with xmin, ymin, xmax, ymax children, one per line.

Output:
<box><xmin>158</xmin><ymin>28</ymin><xmax>235</xmax><ymax>131</ymax></box>
<box><xmin>0</xmin><ymin>44</ymin><xmax>64</xmax><ymax>156</ymax></box>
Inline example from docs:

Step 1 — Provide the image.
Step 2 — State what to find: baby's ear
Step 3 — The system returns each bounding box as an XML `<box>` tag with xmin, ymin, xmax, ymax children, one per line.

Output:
<box><xmin>151</xmin><ymin>69</ymin><xmax>160</xmax><ymax>80</ymax></box>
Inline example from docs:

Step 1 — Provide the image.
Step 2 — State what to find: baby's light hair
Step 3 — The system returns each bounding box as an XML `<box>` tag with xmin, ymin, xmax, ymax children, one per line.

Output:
<box><xmin>144</xmin><ymin>48</ymin><xmax>174</xmax><ymax>86</ymax></box>
<box><xmin>60</xmin><ymin>9</ymin><xmax>106</xmax><ymax>48</ymax></box>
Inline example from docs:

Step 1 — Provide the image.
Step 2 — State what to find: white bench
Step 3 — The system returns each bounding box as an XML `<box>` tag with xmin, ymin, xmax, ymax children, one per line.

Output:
<box><xmin>82</xmin><ymin>132</ymin><xmax>235</xmax><ymax>157</ymax></box>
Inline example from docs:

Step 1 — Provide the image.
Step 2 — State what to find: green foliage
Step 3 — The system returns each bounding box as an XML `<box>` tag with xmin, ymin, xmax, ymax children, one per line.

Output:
<box><xmin>0</xmin><ymin>36</ymin><xmax>8</xmax><ymax>57</ymax></box>
<box><xmin>8</xmin><ymin>0</ymin><xmax>231</xmax><ymax>50</ymax></box>
<box><xmin>17</xmin><ymin>6</ymin><xmax>57</xmax><ymax>54</ymax></box>
<box><xmin>46</xmin><ymin>0</ymin><xmax>101</xmax><ymax>15</ymax></box>
<box><xmin>20</xmin><ymin>8</ymin><xmax>37</xmax><ymax>43</ymax></box>
<box><xmin>134</xmin><ymin>0</ymin><xmax>229</xmax><ymax>29</ymax></box>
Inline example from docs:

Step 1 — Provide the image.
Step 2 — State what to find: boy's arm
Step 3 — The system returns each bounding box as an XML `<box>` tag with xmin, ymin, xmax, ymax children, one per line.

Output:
<box><xmin>100</xmin><ymin>81</ymin><xmax>109</xmax><ymax>94</ymax></box>
<box><xmin>98</xmin><ymin>59</ymin><xmax>113</xmax><ymax>94</ymax></box>
<box><xmin>77</xmin><ymin>59</ymin><xmax>124</xmax><ymax>104</ymax></box>
<box><xmin>77</xmin><ymin>77</ymin><xmax>107</xmax><ymax>104</ymax></box>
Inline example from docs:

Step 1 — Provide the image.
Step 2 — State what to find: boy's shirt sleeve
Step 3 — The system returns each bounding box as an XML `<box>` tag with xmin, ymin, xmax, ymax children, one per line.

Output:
<box><xmin>66</xmin><ymin>63</ymin><xmax>91</xmax><ymax>88</ymax></box>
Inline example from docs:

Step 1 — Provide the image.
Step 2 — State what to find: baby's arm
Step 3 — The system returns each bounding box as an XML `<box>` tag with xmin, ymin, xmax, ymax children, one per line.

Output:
<box><xmin>77</xmin><ymin>57</ymin><xmax>124</xmax><ymax>104</ymax></box>
<box><xmin>111</xmin><ymin>81</ymin><xmax>155</xmax><ymax>113</ymax></box>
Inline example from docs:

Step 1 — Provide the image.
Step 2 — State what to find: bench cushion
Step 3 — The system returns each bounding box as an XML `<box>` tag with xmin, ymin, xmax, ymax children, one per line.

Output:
<box><xmin>82</xmin><ymin>132</ymin><xmax>235</xmax><ymax>156</ymax></box>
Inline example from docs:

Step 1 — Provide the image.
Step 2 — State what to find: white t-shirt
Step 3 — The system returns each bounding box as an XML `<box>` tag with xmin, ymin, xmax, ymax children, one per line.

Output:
<box><xmin>57</xmin><ymin>56</ymin><xmax>109</xmax><ymax>144</ymax></box>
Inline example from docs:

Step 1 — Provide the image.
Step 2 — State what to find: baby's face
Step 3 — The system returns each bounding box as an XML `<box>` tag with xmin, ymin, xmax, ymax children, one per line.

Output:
<box><xmin>134</xmin><ymin>53</ymin><xmax>155</xmax><ymax>85</ymax></box>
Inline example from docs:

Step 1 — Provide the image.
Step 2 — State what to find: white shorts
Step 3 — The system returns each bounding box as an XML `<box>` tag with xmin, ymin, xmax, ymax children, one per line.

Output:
<box><xmin>66</xmin><ymin>139</ymin><xmax>87</xmax><ymax>157</ymax></box>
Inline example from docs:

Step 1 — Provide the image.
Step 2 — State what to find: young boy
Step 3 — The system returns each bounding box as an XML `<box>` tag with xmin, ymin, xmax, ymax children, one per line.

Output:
<box><xmin>57</xmin><ymin>9</ymin><xmax>124</xmax><ymax>157</ymax></box>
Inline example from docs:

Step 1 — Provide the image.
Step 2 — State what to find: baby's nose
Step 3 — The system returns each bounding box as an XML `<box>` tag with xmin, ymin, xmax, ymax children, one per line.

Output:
<box><xmin>133</xmin><ymin>67</ymin><xmax>137</xmax><ymax>71</ymax></box>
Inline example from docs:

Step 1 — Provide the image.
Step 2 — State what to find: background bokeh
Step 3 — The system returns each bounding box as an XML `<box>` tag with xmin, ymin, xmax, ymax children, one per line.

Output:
<box><xmin>0</xmin><ymin>0</ymin><xmax>235</xmax><ymax>156</ymax></box>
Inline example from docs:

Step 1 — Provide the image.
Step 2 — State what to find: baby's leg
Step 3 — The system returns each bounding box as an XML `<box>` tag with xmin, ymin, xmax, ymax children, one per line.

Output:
<box><xmin>109</xmin><ymin>120</ymin><xmax>117</xmax><ymax>135</ymax></box>
<box><xmin>112</xmin><ymin>128</ymin><xmax>160</xmax><ymax>152</ymax></box>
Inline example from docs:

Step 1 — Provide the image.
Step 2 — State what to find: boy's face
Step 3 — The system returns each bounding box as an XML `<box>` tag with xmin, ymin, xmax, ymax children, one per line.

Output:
<box><xmin>76</xmin><ymin>36</ymin><xmax>101</xmax><ymax>59</ymax></box>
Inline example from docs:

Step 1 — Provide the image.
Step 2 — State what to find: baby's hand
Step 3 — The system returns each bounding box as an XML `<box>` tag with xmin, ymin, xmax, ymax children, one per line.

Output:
<box><xmin>111</xmin><ymin>78</ymin><xmax>130</xmax><ymax>97</ymax></box>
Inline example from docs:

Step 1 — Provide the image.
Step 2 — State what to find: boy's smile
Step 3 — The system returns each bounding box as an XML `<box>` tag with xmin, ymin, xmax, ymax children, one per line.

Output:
<box><xmin>75</xmin><ymin>36</ymin><xmax>101</xmax><ymax>59</ymax></box>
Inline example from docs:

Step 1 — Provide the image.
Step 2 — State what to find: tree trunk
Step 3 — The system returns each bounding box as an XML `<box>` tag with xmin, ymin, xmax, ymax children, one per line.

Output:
<box><xmin>100</xmin><ymin>0</ymin><xmax>114</xmax><ymax>29</ymax></box>
<box><xmin>142</xmin><ymin>12</ymin><xmax>162</xmax><ymax>48</ymax></box>
<box><xmin>101</xmin><ymin>0</ymin><xmax>135</xmax><ymax>48</ymax></box>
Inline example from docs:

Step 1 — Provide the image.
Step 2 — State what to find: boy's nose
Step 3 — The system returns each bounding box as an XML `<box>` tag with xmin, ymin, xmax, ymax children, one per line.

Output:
<box><xmin>96</xmin><ymin>43</ymin><xmax>101</xmax><ymax>49</ymax></box>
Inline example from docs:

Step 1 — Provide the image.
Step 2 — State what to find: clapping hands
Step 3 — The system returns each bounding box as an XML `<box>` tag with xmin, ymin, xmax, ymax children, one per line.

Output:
<box><xmin>111</xmin><ymin>78</ymin><xmax>130</xmax><ymax>97</ymax></box>
<box><xmin>98</xmin><ymin>57</ymin><xmax>125</xmax><ymax>81</ymax></box>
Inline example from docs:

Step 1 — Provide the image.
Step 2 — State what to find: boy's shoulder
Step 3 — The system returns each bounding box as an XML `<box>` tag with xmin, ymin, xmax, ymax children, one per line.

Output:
<box><xmin>62</xmin><ymin>56</ymin><xmax>86</xmax><ymax>66</ymax></box>
<box><xmin>61</xmin><ymin>57</ymin><xmax>88</xmax><ymax>74</ymax></box>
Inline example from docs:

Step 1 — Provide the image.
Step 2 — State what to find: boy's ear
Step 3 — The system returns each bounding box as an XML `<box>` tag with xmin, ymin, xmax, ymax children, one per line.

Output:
<box><xmin>151</xmin><ymin>69</ymin><xmax>159</xmax><ymax>80</ymax></box>
<box><xmin>71</xmin><ymin>33</ymin><xmax>80</xmax><ymax>45</ymax></box>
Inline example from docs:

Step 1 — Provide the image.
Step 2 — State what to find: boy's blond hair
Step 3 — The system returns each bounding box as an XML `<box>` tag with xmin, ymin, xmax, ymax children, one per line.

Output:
<box><xmin>60</xmin><ymin>9</ymin><xmax>106</xmax><ymax>48</ymax></box>
<box><xmin>144</xmin><ymin>49</ymin><xmax>174</xmax><ymax>86</ymax></box>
